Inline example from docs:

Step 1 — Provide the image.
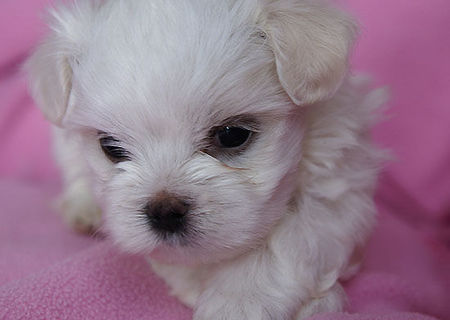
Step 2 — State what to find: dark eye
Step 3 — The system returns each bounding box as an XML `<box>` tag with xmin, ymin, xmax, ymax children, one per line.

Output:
<box><xmin>99</xmin><ymin>135</ymin><xmax>131</xmax><ymax>163</ymax></box>
<box><xmin>215</xmin><ymin>126</ymin><xmax>251</xmax><ymax>148</ymax></box>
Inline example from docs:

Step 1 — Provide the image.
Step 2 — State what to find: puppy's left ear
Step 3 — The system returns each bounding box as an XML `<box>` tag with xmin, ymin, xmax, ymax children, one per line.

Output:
<box><xmin>260</xmin><ymin>0</ymin><xmax>357</xmax><ymax>105</ymax></box>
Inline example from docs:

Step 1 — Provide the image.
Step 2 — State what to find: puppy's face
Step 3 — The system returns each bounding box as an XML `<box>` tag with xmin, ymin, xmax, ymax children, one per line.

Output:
<box><xmin>28</xmin><ymin>0</ymin><xmax>355</xmax><ymax>264</ymax></box>
<box><xmin>73</xmin><ymin>11</ymin><xmax>303</xmax><ymax>262</ymax></box>
<box><xmin>92</xmin><ymin>102</ymin><xmax>303</xmax><ymax>264</ymax></box>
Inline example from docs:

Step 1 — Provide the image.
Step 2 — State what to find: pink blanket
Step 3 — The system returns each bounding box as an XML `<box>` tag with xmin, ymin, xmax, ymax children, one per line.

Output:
<box><xmin>1</xmin><ymin>0</ymin><xmax>449</xmax><ymax>319</ymax></box>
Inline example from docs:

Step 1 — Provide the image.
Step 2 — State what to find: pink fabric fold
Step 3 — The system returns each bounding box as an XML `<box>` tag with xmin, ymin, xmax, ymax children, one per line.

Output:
<box><xmin>0</xmin><ymin>242</ymin><xmax>192</xmax><ymax>320</ymax></box>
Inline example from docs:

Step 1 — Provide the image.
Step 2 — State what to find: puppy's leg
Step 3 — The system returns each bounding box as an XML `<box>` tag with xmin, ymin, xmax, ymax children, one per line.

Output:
<box><xmin>295</xmin><ymin>283</ymin><xmax>346</xmax><ymax>320</ymax></box>
<box><xmin>193</xmin><ymin>245</ymin><xmax>313</xmax><ymax>320</ymax></box>
<box><xmin>149</xmin><ymin>259</ymin><xmax>204</xmax><ymax>307</ymax></box>
<box><xmin>59</xmin><ymin>176</ymin><xmax>102</xmax><ymax>234</ymax></box>
<box><xmin>194</xmin><ymin>257</ymin><xmax>346</xmax><ymax>320</ymax></box>
<box><xmin>53</xmin><ymin>127</ymin><xmax>102</xmax><ymax>233</ymax></box>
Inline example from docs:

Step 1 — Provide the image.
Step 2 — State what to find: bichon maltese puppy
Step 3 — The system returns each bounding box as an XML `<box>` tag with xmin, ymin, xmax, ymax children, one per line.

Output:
<box><xmin>27</xmin><ymin>0</ymin><xmax>386</xmax><ymax>318</ymax></box>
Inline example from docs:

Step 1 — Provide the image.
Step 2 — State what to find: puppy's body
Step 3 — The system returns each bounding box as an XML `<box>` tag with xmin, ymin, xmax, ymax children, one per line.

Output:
<box><xmin>27</xmin><ymin>0</ymin><xmax>385</xmax><ymax>319</ymax></box>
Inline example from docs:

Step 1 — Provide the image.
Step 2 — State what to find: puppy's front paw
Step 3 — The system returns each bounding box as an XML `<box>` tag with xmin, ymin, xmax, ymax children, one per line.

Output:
<box><xmin>194</xmin><ymin>300</ymin><xmax>266</xmax><ymax>320</ymax></box>
<box><xmin>58</xmin><ymin>185</ymin><xmax>102</xmax><ymax>234</ymax></box>
<box><xmin>194</xmin><ymin>292</ymin><xmax>286</xmax><ymax>320</ymax></box>
<box><xmin>296</xmin><ymin>283</ymin><xmax>345</xmax><ymax>320</ymax></box>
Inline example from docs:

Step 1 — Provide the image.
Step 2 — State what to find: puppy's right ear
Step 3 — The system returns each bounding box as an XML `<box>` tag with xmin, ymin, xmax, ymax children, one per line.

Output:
<box><xmin>26</xmin><ymin>2</ymin><xmax>98</xmax><ymax>126</ymax></box>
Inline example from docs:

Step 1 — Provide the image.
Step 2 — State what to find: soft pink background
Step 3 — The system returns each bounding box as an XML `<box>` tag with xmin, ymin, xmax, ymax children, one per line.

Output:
<box><xmin>1</xmin><ymin>0</ymin><xmax>449</xmax><ymax>319</ymax></box>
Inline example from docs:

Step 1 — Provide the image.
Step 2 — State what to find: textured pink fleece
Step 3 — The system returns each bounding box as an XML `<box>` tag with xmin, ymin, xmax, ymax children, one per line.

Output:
<box><xmin>1</xmin><ymin>0</ymin><xmax>449</xmax><ymax>319</ymax></box>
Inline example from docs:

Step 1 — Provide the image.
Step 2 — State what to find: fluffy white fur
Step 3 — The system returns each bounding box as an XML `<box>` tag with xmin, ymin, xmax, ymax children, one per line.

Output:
<box><xmin>26</xmin><ymin>0</ymin><xmax>386</xmax><ymax>318</ymax></box>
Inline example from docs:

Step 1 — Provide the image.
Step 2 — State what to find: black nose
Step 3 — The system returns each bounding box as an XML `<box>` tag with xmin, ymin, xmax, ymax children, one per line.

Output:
<box><xmin>145</xmin><ymin>192</ymin><xmax>190</xmax><ymax>235</ymax></box>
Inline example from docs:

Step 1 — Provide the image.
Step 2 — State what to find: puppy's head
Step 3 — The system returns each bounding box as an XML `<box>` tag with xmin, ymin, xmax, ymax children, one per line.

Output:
<box><xmin>27</xmin><ymin>0</ymin><xmax>356</xmax><ymax>264</ymax></box>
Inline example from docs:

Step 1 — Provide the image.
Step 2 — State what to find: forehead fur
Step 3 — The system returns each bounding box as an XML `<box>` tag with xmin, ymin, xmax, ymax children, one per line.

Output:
<box><xmin>65</xmin><ymin>0</ymin><xmax>289</xmax><ymax>132</ymax></box>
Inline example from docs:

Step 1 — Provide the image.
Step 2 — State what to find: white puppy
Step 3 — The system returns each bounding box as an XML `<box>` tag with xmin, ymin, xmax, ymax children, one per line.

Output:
<box><xmin>27</xmin><ymin>0</ymin><xmax>386</xmax><ymax>318</ymax></box>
